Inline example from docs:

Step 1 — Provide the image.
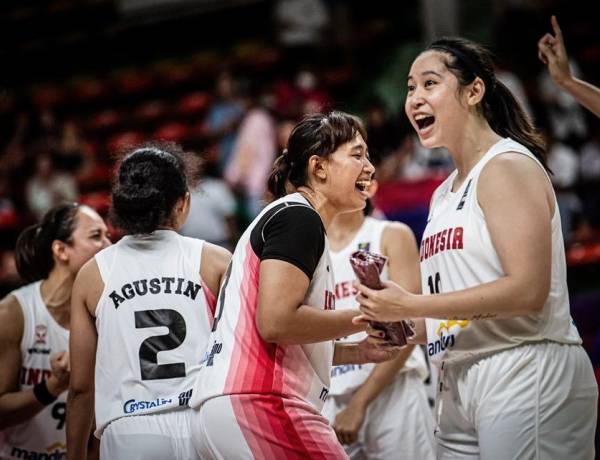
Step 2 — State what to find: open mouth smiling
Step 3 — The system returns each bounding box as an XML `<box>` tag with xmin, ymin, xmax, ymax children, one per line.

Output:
<box><xmin>415</xmin><ymin>114</ymin><xmax>435</xmax><ymax>130</ymax></box>
<box><xmin>355</xmin><ymin>180</ymin><xmax>371</xmax><ymax>192</ymax></box>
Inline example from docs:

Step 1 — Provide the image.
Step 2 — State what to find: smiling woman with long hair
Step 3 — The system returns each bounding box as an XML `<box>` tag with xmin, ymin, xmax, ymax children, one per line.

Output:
<box><xmin>355</xmin><ymin>38</ymin><xmax>598</xmax><ymax>459</ymax></box>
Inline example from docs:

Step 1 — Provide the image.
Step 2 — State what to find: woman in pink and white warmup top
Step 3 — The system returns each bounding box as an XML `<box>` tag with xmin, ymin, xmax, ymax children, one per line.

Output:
<box><xmin>189</xmin><ymin>111</ymin><xmax>400</xmax><ymax>459</ymax></box>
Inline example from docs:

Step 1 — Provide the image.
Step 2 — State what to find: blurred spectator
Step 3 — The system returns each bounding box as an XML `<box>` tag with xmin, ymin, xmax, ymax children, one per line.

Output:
<box><xmin>364</xmin><ymin>100</ymin><xmax>405</xmax><ymax>164</ymax></box>
<box><xmin>204</xmin><ymin>71</ymin><xmax>245</xmax><ymax>173</ymax></box>
<box><xmin>275</xmin><ymin>0</ymin><xmax>330</xmax><ymax>70</ymax></box>
<box><xmin>579</xmin><ymin>123</ymin><xmax>600</xmax><ymax>240</ymax></box>
<box><xmin>546</xmin><ymin>134</ymin><xmax>582</xmax><ymax>242</ymax></box>
<box><xmin>180</xmin><ymin>155</ymin><xmax>238</xmax><ymax>250</ymax></box>
<box><xmin>54</xmin><ymin>120</ymin><xmax>85</xmax><ymax>173</ymax></box>
<box><xmin>25</xmin><ymin>149</ymin><xmax>78</xmax><ymax>220</ymax></box>
<box><xmin>225</xmin><ymin>88</ymin><xmax>277</xmax><ymax>218</ymax></box>
<box><xmin>273</xmin><ymin>70</ymin><xmax>330</xmax><ymax>117</ymax></box>
<box><xmin>496</xmin><ymin>65</ymin><xmax>533</xmax><ymax>117</ymax></box>
<box><xmin>276</xmin><ymin>117</ymin><xmax>296</xmax><ymax>152</ymax></box>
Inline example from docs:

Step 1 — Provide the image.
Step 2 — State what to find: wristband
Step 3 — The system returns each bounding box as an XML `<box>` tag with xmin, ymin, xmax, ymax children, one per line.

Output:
<box><xmin>33</xmin><ymin>380</ymin><xmax>58</xmax><ymax>406</ymax></box>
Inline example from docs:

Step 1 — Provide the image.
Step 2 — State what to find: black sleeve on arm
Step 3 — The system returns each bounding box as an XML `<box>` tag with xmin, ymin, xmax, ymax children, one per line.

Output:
<box><xmin>250</xmin><ymin>204</ymin><xmax>325</xmax><ymax>280</ymax></box>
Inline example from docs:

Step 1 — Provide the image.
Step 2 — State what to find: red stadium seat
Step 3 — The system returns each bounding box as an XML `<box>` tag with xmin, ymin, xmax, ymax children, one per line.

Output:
<box><xmin>177</xmin><ymin>92</ymin><xmax>211</xmax><ymax>116</ymax></box>
<box><xmin>89</xmin><ymin>109</ymin><xmax>123</xmax><ymax>131</ymax></box>
<box><xmin>153</xmin><ymin>122</ymin><xmax>190</xmax><ymax>142</ymax></box>
<box><xmin>107</xmin><ymin>131</ymin><xmax>145</xmax><ymax>152</ymax></box>
<box><xmin>134</xmin><ymin>100</ymin><xmax>169</xmax><ymax>122</ymax></box>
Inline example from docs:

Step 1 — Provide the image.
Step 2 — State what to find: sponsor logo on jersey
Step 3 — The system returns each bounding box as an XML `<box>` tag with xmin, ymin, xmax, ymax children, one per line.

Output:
<box><xmin>420</xmin><ymin>226</ymin><xmax>464</xmax><ymax>261</ymax></box>
<box><xmin>331</xmin><ymin>364</ymin><xmax>363</xmax><ymax>377</ymax></box>
<box><xmin>35</xmin><ymin>325</ymin><xmax>47</xmax><ymax>344</ymax></box>
<box><xmin>427</xmin><ymin>320</ymin><xmax>470</xmax><ymax>357</ymax></box>
<box><xmin>456</xmin><ymin>179</ymin><xmax>472</xmax><ymax>210</ymax></box>
<box><xmin>435</xmin><ymin>320</ymin><xmax>470</xmax><ymax>336</ymax></box>
<box><xmin>123</xmin><ymin>397</ymin><xmax>173</xmax><ymax>414</ymax></box>
<box><xmin>109</xmin><ymin>277</ymin><xmax>202</xmax><ymax>309</ymax></box>
<box><xmin>205</xmin><ymin>341</ymin><xmax>223</xmax><ymax>367</ymax></box>
<box><xmin>178</xmin><ymin>389</ymin><xmax>193</xmax><ymax>406</ymax></box>
<box><xmin>319</xmin><ymin>387</ymin><xmax>329</xmax><ymax>401</ymax></box>
<box><xmin>357</xmin><ymin>242</ymin><xmax>370</xmax><ymax>251</ymax></box>
<box><xmin>10</xmin><ymin>442</ymin><xmax>66</xmax><ymax>459</ymax></box>
<box><xmin>27</xmin><ymin>347</ymin><xmax>51</xmax><ymax>355</ymax></box>
<box><xmin>427</xmin><ymin>333</ymin><xmax>455</xmax><ymax>356</ymax></box>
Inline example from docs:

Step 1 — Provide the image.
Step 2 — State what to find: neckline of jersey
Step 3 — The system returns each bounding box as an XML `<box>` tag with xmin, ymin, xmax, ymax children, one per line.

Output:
<box><xmin>448</xmin><ymin>137</ymin><xmax>509</xmax><ymax>195</ymax></box>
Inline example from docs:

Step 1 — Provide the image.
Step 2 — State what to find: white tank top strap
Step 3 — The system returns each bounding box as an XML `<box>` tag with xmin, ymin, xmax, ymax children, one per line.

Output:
<box><xmin>178</xmin><ymin>235</ymin><xmax>205</xmax><ymax>279</ymax></box>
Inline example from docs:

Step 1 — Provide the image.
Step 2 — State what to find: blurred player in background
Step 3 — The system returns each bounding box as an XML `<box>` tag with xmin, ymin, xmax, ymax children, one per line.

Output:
<box><xmin>324</xmin><ymin>183</ymin><xmax>436</xmax><ymax>459</ymax></box>
<box><xmin>67</xmin><ymin>143</ymin><xmax>230</xmax><ymax>460</ymax></box>
<box><xmin>0</xmin><ymin>203</ymin><xmax>110</xmax><ymax>460</ymax></box>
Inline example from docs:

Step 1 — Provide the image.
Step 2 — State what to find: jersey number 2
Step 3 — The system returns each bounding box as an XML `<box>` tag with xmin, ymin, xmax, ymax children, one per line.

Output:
<box><xmin>135</xmin><ymin>309</ymin><xmax>186</xmax><ymax>380</ymax></box>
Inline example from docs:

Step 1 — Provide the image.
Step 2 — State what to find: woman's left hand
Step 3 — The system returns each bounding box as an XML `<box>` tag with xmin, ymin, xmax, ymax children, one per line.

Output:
<box><xmin>353</xmin><ymin>279</ymin><xmax>415</xmax><ymax>322</ymax></box>
<box><xmin>357</xmin><ymin>337</ymin><xmax>400</xmax><ymax>363</ymax></box>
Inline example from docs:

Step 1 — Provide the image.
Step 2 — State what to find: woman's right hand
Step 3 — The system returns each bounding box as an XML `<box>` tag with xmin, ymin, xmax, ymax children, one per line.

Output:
<box><xmin>47</xmin><ymin>351</ymin><xmax>70</xmax><ymax>396</ymax></box>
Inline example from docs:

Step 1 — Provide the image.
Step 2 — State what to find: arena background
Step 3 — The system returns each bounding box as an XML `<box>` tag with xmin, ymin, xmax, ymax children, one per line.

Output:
<box><xmin>1</xmin><ymin>0</ymin><xmax>599</xmax><ymax>452</ymax></box>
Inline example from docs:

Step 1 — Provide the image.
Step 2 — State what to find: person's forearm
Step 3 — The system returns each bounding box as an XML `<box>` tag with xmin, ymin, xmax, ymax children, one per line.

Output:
<box><xmin>333</xmin><ymin>342</ymin><xmax>363</xmax><ymax>365</ymax></box>
<box><xmin>560</xmin><ymin>76</ymin><xmax>600</xmax><ymax>118</ymax></box>
<box><xmin>261</xmin><ymin>307</ymin><xmax>364</xmax><ymax>345</ymax></box>
<box><xmin>66</xmin><ymin>390</ymin><xmax>95</xmax><ymax>460</ymax></box>
<box><xmin>348</xmin><ymin>345</ymin><xmax>414</xmax><ymax>410</ymax></box>
<box><xmin>410</xmin><ymin>276</ymin><xmax>544</xmax><ymax>320</ymax></box>
<box><xmin>0</xmin><ymin>377</ymin><xmax>63</xmax><ymax>429</ymax></box>
<box><xmin>0</xmin><ymin>390</ymin><xmax>46</xmax><ymax>429</ymax></box>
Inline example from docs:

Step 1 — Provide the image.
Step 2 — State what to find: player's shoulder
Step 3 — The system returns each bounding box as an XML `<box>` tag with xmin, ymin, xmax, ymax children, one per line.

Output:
<box><xmin>0</xmin><ymin>293</ymin><xmax>24</xmax><ymax>343</ymax></box>
<box><xmin>202</xmin><ymin>242</ymin><xmax>232</xmax><ymax>272</ymax></box>
<box><xmin>382</xmin><ymin>221</ymin><xmax>417</xmax><ymax>242</ymax></box>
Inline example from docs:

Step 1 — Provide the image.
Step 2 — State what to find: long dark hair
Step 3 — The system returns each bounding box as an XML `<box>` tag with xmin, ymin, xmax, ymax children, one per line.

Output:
<box><xmin>111</xmin><ymin>142</ymin><xmax>199</xmax><ymax>234</ymax></box>
<box><xmin>15</xmin><ymin>203</ymin><xmax>80</xmax><ymax>282</ymax></box>
<box><xmin>426</xmin><ymin>37</ymin><xmax>549</xmax><ymax>171</ymax></box>
<box><xmin>267</xmin><ymin>111</ymin><xmax>367</xmax><ymax>199</ymax></box>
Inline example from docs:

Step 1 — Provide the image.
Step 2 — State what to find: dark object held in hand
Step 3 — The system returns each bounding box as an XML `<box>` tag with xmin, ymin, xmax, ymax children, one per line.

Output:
<box><xmin>349</xmin><ymin>250</ymin><xmax>414</xmax><ymax>346</ymax></box>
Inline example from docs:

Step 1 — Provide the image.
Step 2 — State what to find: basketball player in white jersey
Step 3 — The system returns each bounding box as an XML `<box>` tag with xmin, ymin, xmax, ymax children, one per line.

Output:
<box><xmin>66</xmin><ymin>144</ymin><xmax>231</xmax><ymax>460</ymax></box>
<box><xmin>355</xmin><ymin>38</ymin><xmax>598</xmax><ymax>459</ymax></box>
<box><xmin>0</xmin><ymin>203</ymin><xmax>110</xmax><ymax>460</ymax></box>
<box><xmin>323</xmin><ymin>192</ymin><xmax>435</xmax><ymax>459</ymax></box>
<box><xmin>190</xmin><ymin>111</ymin><xmax>401</xmax><ymax>459</ymax></box>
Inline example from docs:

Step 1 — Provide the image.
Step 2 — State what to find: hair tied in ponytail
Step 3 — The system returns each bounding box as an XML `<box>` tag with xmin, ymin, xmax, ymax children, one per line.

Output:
<box><xmin>282</xmin><ymin>149</ymin><xmax>294</xmax><ymax>167</ymax></box>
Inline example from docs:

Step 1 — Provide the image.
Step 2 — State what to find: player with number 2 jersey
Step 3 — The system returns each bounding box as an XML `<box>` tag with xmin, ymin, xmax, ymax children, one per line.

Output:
<box><xmin>67</xmin><ymin>144</ymin><xmax>230</xmax><ymax>460</ymax></box>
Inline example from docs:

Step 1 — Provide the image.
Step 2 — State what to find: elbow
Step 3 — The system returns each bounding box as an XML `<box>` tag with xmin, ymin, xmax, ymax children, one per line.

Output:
<box><xmin>256</xmin><ymin>316</ymin><xmax>284</xmax><ymax>344</ymax></box>
<box><xmin>519</xmin><ymin>281</ymin><xmax>550</xmax><ymax>315</ymax></box>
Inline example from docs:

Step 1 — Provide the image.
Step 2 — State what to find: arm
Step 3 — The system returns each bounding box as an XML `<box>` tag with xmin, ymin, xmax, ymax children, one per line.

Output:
<box><xmin>0</xmin><ymin>295</ymin><xmax>69</xmax><ymax>429</ymax></box>
<box><xmin>67</xmin><ymin>259</ymin><xmax>102</xmax><ymax>460</ymax></box>
<box><xmin>200</xmin><ymin>242</ymin><xmax>232</xmax><ymax>296</ymax></box>
<box><xmin>334</xmin><ymin>224</ymin><xmax>422</xmax><ymax>444</ymax></box>
<box><xmin>257</xmin><ymin>259</ymin><xmax>364</xmax><ymax>344</ymax></box>
<box><xmin>357</xmin><ymin>153</ymin><xmax>553</xmax><ymax>322</ymax></box>
<box><xmin>538</xmin><ymin>15</ymin><xmax>600</xmax><ymax>117</ymax></box>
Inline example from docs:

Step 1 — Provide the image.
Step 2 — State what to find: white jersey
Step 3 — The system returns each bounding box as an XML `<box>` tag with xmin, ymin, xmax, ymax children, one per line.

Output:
<box><xmin>329</xmin><ymin>217</ymin><xmax>428</xmax><ymax>396</ymax></box>
<box><xmin>1</xmin><ymin>282</ymin><xmax>69</xmax><ymax>460</ymax></box>
<box><xmin>93</xmin><ymin>230</ymin><xmax>216</xmax><ymax>436</ymax></box>
<box><xmin>190</xmin><ymin>193</ymin><xmax>336</xmax><ymax>412</ymax></box>
<box><xmin>422</xmin><ymin>138</ymin><xmax>581</xmax><ymax>366</ymax></box>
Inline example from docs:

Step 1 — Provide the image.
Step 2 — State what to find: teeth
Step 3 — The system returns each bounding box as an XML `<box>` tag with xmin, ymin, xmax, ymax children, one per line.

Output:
<box><xmin>356</xmin><ymin>180</ymin><xmax>371</xmax><ymax>191</ymax></box>
<box><xmin>414</xmin><ymin>114</ymin><xmax>429</xmax><ymax>120</ymax></box>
